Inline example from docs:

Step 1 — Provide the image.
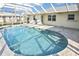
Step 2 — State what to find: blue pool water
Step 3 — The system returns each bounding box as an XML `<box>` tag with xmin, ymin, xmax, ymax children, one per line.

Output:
<box><xmin>3</xmin><ymin>26</ymin><xmax>68</xmax><ymax>56</ymax></box>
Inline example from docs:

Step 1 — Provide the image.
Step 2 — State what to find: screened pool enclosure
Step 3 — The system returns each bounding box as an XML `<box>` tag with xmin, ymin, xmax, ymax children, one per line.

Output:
<box><xmin>0</xmin><ymin>3</ymin><xmax>79</xmax><ymax>26</ymax></box>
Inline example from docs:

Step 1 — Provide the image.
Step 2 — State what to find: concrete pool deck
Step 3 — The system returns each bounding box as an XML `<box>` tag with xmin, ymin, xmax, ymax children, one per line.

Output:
<box><xmin>0</xmin><ymin>24</ymin><xmax>79</xmax><ymax>56</ymax></box>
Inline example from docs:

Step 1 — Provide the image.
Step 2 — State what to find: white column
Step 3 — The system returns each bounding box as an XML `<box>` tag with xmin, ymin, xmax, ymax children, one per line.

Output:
<box><xmin>23</xmin><ymin>15</ymin><xmax>25</xmax><ymax>24</ymax></box>
<box><xmin>9</xmin><ymin>16</ymin><xmax>11</xmax><ymax>25</ymax></box>
<box><xmin>21</xmin><ymin>16</ymin><xmax>23</xmax><ymax>24</ymax></box>
<box><xmin>11</xmin><ymin>16</ymin><xmax>13</xmax><ymax>25</ymax></box>
<box><xmin>20</xmin><ymin>16</ymin><xmax>22</xmax><ymax>24</ymax></box>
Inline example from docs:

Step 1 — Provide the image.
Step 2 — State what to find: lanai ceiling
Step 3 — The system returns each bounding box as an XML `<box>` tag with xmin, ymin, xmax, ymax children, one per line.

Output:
<box><xmin>0</xmin><ymin>3</ymin><xmax>79</xmax><ymax>15</ymax></box>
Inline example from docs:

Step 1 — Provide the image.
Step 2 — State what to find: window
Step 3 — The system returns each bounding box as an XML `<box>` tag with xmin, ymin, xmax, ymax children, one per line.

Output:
<box><xmin>68</xmin><ymin>14</ymin><xmax>75</xmax><ymax>20</ymax></box>
<box><xmin>48</xmin><ymin>15</ymin><xmax>51</xmax><ymax>21</ymax></box>
<box><xmin>48</xmin><ymin>15</ymin><xmax>56</xmax><ymax>21</ymax></box>
<box><xmin>52</xmin><ymin>15</ymin><xmax>56</xmax><ymax>21</ymax></box>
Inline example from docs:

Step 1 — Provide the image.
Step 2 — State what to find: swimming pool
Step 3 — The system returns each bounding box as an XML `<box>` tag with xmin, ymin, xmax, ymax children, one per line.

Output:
<box><xmin>3</xmin><ymin>26</ymin><xmax>68</xmax><ymax>56</ymax></box>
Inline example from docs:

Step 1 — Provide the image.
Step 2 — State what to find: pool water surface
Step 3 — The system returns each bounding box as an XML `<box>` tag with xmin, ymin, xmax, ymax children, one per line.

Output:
<box><xmin>3</xmin><ymin>26</ymin><xmax>68</xmax><ymax>56</ymax></box>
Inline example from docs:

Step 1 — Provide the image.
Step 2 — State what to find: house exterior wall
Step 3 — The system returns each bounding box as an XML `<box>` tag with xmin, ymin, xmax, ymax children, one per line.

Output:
<box><xmin>43</xmin><ymin>12</ymin><xmax>79</xmax><ymax>29</ymax></box>
<box><xmin>0</xmin><ymin>17</ymin><xmax>3</xmax><ymax>24</ymax></box>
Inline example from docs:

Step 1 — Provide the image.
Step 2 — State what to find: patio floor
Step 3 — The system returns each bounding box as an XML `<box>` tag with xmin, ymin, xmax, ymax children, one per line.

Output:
<box><xmin>0</xmin><ymin>24</ymin><xmax>79</xmax><ymax>56</ymax></box>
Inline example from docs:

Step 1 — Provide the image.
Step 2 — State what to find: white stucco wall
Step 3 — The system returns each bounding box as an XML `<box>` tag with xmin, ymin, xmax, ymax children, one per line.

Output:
<box><xmin>0</xmin><ymin>17</ymin><xmax>3</xmax><ymax>24</ymax></box>
<box><xmin>43</xmin><ymin>12</ymin><xmax>79</xmax><ymax>29</ymax></box>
